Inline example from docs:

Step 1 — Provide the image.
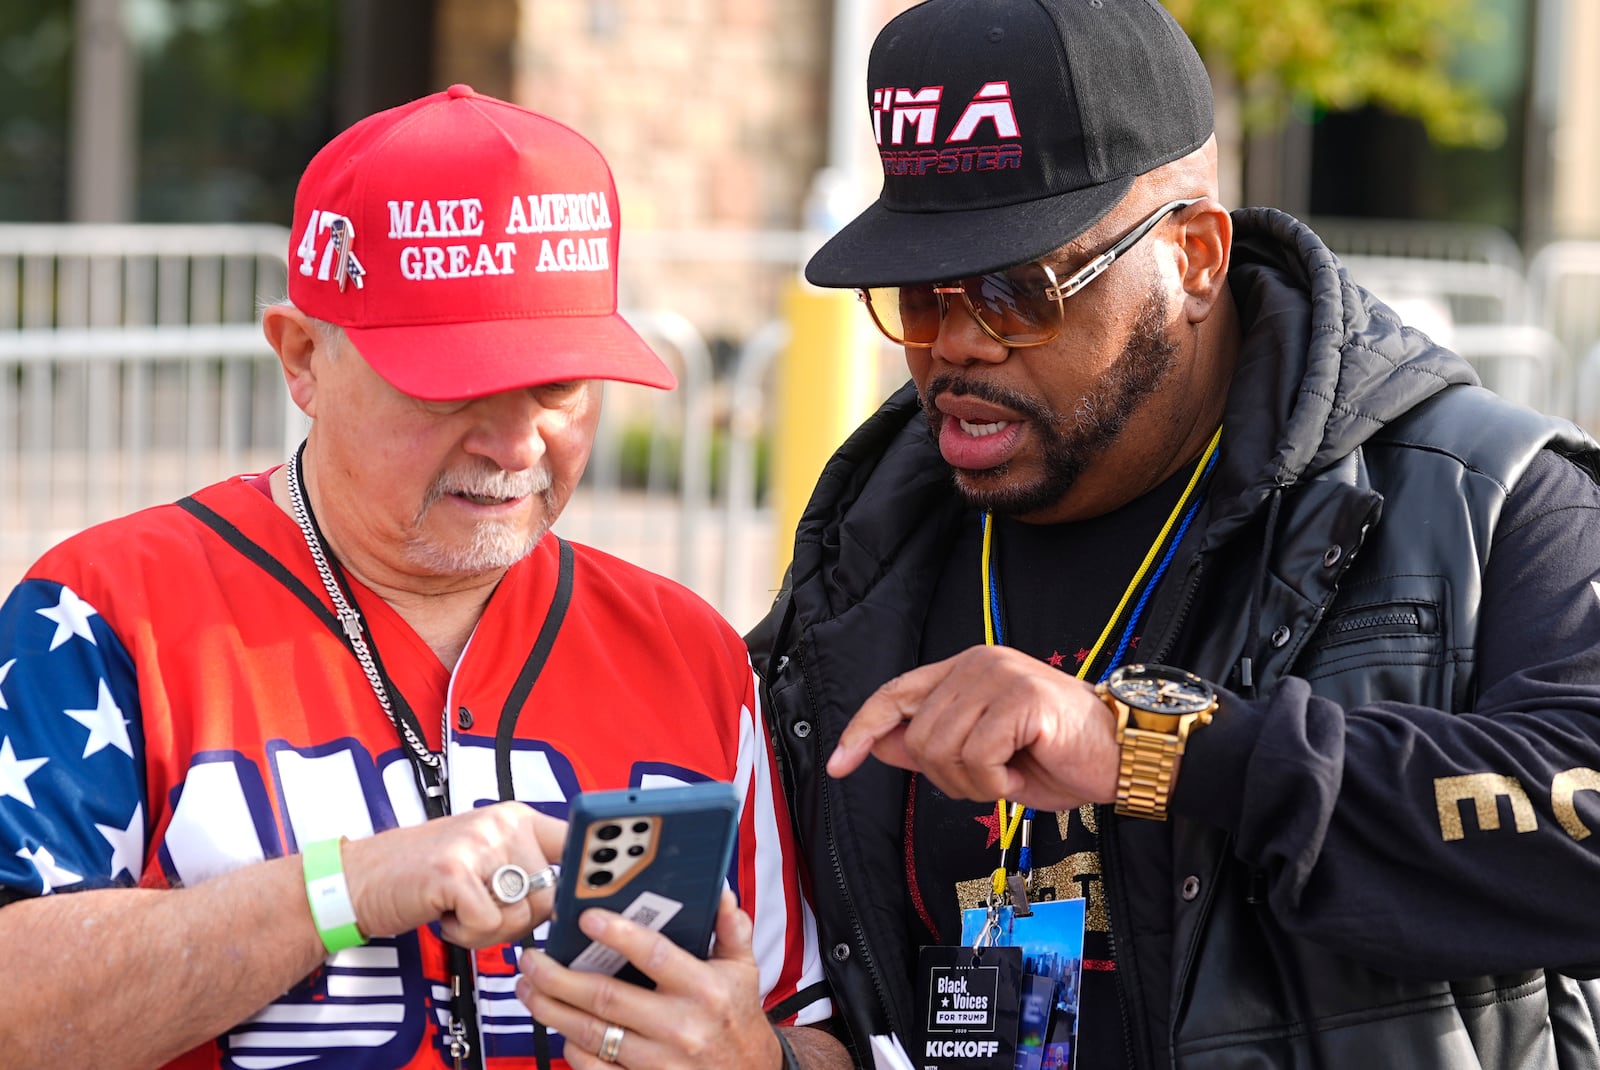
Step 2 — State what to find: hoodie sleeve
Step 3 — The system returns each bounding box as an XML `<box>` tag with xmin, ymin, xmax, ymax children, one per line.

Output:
<box><xmin>1174</xmin><ymin>447</ymin><xmax>1600</xmax><ymax>978</ymax></box>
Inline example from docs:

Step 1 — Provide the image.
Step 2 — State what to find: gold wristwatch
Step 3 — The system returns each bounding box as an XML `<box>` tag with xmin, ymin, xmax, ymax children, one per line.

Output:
<box><xmin>1096</xmin><ymin>663</ymin><xmax>1218</xmax><ymax>820</ymax></box>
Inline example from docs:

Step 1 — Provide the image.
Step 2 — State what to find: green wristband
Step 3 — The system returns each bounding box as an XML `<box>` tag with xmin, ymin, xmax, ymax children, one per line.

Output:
<box><xmin>302</xmin><ymin>838</ymin><xmax>367</xmax><ymax>954</ymax></box>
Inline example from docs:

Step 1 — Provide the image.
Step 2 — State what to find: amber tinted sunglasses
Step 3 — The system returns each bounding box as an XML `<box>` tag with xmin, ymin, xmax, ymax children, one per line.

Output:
<box><xmin>857</xmin><ymin>198</ymin><xmax>1199</xmax><ymax>348</ymax></box>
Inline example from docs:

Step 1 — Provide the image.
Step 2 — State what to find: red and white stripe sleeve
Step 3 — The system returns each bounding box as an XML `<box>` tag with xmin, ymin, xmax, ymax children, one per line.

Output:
<box><xmin>733</xmin><ymin>659</ymin><xmax>833</xmax><ymax>1026</ymax></box>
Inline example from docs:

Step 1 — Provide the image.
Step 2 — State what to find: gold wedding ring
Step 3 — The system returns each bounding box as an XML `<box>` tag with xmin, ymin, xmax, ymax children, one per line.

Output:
<box><xmin>598</xmin><ymin>1022</ymin><xmax>625</xmax><ymax>1063</ymax></box>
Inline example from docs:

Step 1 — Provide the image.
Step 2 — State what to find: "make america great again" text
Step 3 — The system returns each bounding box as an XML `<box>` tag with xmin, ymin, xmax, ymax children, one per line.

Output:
<box><xmin>295</xmin><ymin>191</ymin><xmax>614</xmax><ymax>287</ymax></box>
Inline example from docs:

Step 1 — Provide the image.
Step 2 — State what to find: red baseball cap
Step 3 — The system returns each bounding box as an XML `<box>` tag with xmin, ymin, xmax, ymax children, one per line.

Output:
<box><xmin>287</xmin><ymin>84</ymin><xmax>675</xmax><ymax>399</ymax></box>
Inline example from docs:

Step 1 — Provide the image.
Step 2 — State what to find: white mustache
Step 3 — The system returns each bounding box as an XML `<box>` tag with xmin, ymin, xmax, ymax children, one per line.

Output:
<box><xmin>425</xmin><ymin>466</ymin><xmax>551</xmax><ymax>507</ymax></box>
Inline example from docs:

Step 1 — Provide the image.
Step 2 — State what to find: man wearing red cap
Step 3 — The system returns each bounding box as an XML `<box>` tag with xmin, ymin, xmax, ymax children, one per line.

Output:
<box><xmin>0</xmin><ymin>86</ymin><xmax>845</xmax><ymax>1070</ymax></box>
<box><xmin>752</xmin><ymin>1</ymin><xmax>1600</xmax><ymax>1069</ymax></box>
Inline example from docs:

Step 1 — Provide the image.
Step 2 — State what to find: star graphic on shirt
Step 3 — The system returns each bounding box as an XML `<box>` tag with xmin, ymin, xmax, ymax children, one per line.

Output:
<box><xmin>97</xmin><ymin>802</ymin><xmax>144</xmax><ymax>881</ymax></box>
<box><xmin>0</xmin><ymin>736</ymin><xmax>49</xmax><ymax>808</ymax></box>
<box><xmin>36</xmin><ymin>588</ymin><xmax>98</xmax><ymax>650</ymax></box>
<box><xmin>62</xmin><ymin>681</ymin><xmax>133</xmax><ymax>758</ymax></box>
<box><xmin>1047</xmin><ymin>651</ymin><xmax>1066</xmax><ymax>668</ymax></box>
<box><xmin>1129</xmin><ymin>636</ymin><xmax>1141</xmax><ymax>650</ymax></box>
<box><xmin>16</xmin><ymin>843</ymin><xmax>83</xmax><ymax>893</ymax></box>
<box><xmin>0</xmin><ymin>658</ymin><xmax>12</xmax><ymax>710</ymax></box>
<box><xmin>1074</xmin><ymin>647</ymin><xmax>1091</xmax><ymax>664</ymax></box>
<box><xmin>1591</xmin><ymin>580</ymin><xmax>1600</xmax><ymax>608</ymax></box>
<box><xmin>974</xmin><ymin>809</ymin><xmax>1002</xmax><ymax>849</ymax></box>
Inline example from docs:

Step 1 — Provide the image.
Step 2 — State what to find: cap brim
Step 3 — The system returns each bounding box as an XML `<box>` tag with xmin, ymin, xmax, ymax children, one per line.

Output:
<box><xmin>343</xmin><ymin>312</ymin><xmax>677</xmax><ymax>400</ymax></box>
<box><xmin>805</xmin><ymin>176</ymin><xmax>1137</xmax><ymax>288</ymax></box>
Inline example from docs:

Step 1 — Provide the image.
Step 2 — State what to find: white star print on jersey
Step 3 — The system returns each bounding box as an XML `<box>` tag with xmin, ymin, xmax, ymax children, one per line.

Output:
<box><xmin>0</xmin><ymin>579</ymin><xmax>144</xmax><ymax>896</ymax></box>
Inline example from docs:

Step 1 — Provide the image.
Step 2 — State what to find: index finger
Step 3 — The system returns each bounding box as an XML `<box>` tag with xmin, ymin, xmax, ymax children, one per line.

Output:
<box><xmin>579</xmin><ymin>906</ymin><xmax>704</xmax><ymax>993</ymax></box>
<box><xmin>523</xmin><ymin>807</ymin><xmax>570</xmax><ymax>867</ymax></box>
<box><xmin>827</xmin><ymin>659</ymin><xmax>956</xmax><ymax>778</ymax></box>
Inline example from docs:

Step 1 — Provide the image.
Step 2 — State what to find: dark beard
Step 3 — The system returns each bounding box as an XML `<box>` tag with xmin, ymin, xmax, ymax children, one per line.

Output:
<box><xmin>924</xmin><ymin>284</ymin><xmax>1178</xmax><ymax>517</ymax></box>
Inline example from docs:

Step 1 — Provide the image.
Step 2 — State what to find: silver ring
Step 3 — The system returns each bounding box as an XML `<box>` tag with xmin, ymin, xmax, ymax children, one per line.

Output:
<box><xmin>598</xmin><ymin>1022</ymin><xmax>625</xmax><ymax>1063</ymax></box>
<box><xmin>525</xmin><ymin>864</ymin><xmax>558</xmax><ymax>893</ymax></box>
<box><xmin>488</xmin><ymin>863</ymin><xmax>531</xmax><ymax>905</ymax></box>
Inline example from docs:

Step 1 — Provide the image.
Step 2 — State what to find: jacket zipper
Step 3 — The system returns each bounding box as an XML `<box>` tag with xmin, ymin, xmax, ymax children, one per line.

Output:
<box><xmin>815</xmin><ymin>699</ymin><xmax>900</xmax><ymax>1048</ymax></box>
<box><xmin>1103</xmin><ymin>881</ymin><xmax>1139</xmax><ymax>1070</ymax></box>
<box><xmin>1149</xmin><ymin>557</ymin><xmax>1205</xmax><ymax>667</ymax></box>
<box><xmin>1324</xmin><ymin>606</ymin><xmax>1432</xmax><ymax>635</ymax></box>
<box><xmin>1107</xmin><ymin>556</ymin><xmax>1205</xmax><ymax>1070</ymax></box>
<box><xmin>1098</xmin><ymin>804</ymin><xmax>1154</xmax><ymax>1070</ymax></box>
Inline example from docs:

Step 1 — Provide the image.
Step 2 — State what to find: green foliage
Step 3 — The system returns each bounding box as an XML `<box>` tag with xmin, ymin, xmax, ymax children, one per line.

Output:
<box><xmin>136</xmin><ymin>0</ymin><xmax>336</xmax><ymax>117</ymax></box>
<box><xmin>1166</xmin><ymin>0</ymin><xmax>1505</xmax><ymax>148</ymax></box>
<box><xmin>136</xmin><ymin>0</ymin><xmax>337</xmax><ymax>221</ymax></box>
<box><xmin>0</xmin><ymin>0</ymin><xmax>337</xmax><ymax>222</ymax></box>
<box><xmin>0</xmin><ymin>4</ymin><xmax>72</xmax><ymax>219</ymax></box>
<box><xmin>614</xmin><ymin>424</ymin><xmax>771</xmax><ymax>504</ymax></box>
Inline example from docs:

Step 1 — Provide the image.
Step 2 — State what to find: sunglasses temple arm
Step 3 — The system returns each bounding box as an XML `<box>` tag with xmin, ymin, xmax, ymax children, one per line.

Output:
<box><xmin>1054</xmin><ymin>253</ymin><xmax>1114</xmax><ymax>299</ymax></box>
<box><xmin>1051</xmin><ymin>197</ymin><xmax>1200</xmax><ymax>300</ymax></box>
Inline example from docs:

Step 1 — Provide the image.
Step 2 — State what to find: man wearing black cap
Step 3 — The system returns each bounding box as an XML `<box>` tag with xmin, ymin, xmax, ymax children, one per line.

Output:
<box><xmin>749</xmin><ymin>1</ymin><xmax>1600</xmax><ymax>1068</ymax></box>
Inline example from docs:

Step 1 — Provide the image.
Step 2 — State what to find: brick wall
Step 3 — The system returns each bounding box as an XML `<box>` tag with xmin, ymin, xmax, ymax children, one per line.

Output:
<box><xmin>434</xmin><ymin>0</ymin><xmax>519</xmax><ymax>101</ymax></box>
<box><xmin>427</xmin><ymin>0</ymin><xmax>933</xmax><ymax>351</ymax></box>
<box><xmin>429</xmin><ymin>0</ymin><xmax>832</xmax><ymax>349</ymax></box>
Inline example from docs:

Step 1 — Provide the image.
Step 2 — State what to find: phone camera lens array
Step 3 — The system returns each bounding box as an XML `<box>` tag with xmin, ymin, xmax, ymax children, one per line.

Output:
<box><xmin>583</xmin><ymin>818</ymin><xmax>656</xmax><ymax>890</ymax></box>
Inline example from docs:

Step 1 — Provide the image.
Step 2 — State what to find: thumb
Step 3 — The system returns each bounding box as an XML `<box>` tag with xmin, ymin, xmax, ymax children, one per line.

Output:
<box><xmin>710</xmin><ymin>887</ymin><xmax>755</xmax><ymax>963</ymax></box>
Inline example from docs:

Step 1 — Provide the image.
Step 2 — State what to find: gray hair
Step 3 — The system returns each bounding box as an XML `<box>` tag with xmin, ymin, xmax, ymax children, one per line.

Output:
<box><xmin>260</xmin><ymin>297</ymin><xmax>346</xmax><ymax>352</ymax></box>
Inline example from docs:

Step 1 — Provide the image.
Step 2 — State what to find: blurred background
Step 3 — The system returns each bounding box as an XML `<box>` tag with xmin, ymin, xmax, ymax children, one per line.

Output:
<box><xmin>2</xmin><ymin>0</ymin><xmax>1599</xmax><ymax>630</ymax></box>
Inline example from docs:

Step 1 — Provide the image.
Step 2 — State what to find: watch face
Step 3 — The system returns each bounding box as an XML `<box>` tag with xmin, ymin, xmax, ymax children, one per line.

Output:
<box><xmin>1108</xmin><ymin>664</ymin><xmax>1214</xmax><ymax>714</ymax></box>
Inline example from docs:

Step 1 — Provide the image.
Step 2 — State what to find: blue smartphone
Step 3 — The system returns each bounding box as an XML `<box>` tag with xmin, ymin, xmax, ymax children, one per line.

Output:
<box><xmin>545</xmin><ymin>781</ymin><xmax>740</xmax><ymax>987</ymax></box>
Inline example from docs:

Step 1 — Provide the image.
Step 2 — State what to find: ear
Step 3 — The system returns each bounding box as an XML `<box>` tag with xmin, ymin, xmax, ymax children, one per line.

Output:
<box><xmin>1172</xmin><ymin>200</ymin><xmax>1232</xmax><ymax>325</ymax></box>
<box><xmin>262</xmin><ymin>305</ymin><xmax>324</xmax><ymax>419</ymax></box>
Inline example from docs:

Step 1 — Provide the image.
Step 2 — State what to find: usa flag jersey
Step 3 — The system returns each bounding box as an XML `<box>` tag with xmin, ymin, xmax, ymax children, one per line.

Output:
<box><xmin>0</xmin><ymin>472</ymin><xmax>829</xmax><ymax>1068</ymax></box>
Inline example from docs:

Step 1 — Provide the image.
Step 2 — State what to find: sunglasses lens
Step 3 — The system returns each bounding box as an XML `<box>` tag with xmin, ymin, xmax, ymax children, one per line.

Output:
<box><xmin>861</xmin><ymin>263</ymin><xmax>1061</xmax><ymax>347</ymax></box>
<box><xmin>864</xmin><ymin>286</ymin><xmax>942</xmax><ymax>346</ymax></box>
<box><xmin>967</xmin><ymin>263</ymin><xmax>1060</xmax><ymax>345</ymax></box>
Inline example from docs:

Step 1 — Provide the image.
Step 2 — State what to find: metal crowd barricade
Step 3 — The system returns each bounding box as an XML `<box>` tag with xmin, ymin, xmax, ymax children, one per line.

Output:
<box><xmin>1448</xmin><ymin>323</ymin><xmax>1570</xmax><ymax>417</ymax></box>
<box><xmin>13</xmin><ymin>220</ymin><xmax>1599</xmax><ymax>624</ymax></box>
<box><xmin>556</xmin><ymin>308</ymin><xmax>719</xmax><ymax>604</ymax></box>
<box><xmin>0</xmin><ymin>328</ymin><xmax>292</xmax><ymax>581</ymax></box>
<box><xmin>1528</xmin><ymin>241</ymin><xmax>1600</xmax><ymax>419</ymax></box>
<box><xmin>1338</xmin><ymin>254</ymin><xmax>1532</xmax><ymax>331</ymax></box>
<box><xmin>1316</xmin><ymin>226</ymin><xmax>1600</xmax><ymax>431</ymax></box>
<box><xmin>555</xmin><ymin>307</ymin><xmax>790</xmax><ymax>631</ymax></box>
<box><xmin>1310</xmin><ymin>217</ymin><xmax>1525</xmax><ymax>273</ymax></box>
<box><xmin>1577</xmin><ymin>341</ymin><xmax>1600</xmax><ymax>432</ymax></box>
<box><xmin>0</xmin><ymin>225</ymin><xmax>778</xmax><ymax>630</ymax></box>
<box><xmin>0</xmin><ymin>224</ymin><xmax>294</xmax><ymax>583</ymax></box>
<box><xmin>720</xmin><ymin>319</ymin><xmax>789</xmax><ymax>630</ymax></box>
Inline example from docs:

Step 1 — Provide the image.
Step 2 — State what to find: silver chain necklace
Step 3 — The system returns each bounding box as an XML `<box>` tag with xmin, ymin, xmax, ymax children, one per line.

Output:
<box><xmin>285</xmin><ymin>443</ymin><xmax>444</xmax><ymax>781</ymax></box>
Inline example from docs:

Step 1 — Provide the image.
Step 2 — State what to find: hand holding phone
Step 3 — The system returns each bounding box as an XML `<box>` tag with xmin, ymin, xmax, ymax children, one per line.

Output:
<box><xmin>545</xmin><ymin>781</ymin><xmax>739</xmax><ymax>987</ymax></box>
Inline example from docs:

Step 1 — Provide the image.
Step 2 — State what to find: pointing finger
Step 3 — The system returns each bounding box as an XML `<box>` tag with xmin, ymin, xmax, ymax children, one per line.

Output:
<box><xmin>827</xmin><ymin>660</ymin><xmax>953</xmax><ymax>777</ymax></box>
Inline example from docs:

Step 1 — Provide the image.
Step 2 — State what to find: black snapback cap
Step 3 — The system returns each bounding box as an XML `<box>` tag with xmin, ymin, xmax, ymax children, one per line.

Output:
<box><xmin>806</xmin><ymin>0</ymin><xmax>1214</xmax><ymax>288</ymax></box>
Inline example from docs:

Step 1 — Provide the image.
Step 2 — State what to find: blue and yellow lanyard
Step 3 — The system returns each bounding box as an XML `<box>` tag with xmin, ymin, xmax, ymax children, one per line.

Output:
<box><xmin>981</xmin><ymin>426</ymin><xmax>1222</xmax><ymax>898</ymax></box>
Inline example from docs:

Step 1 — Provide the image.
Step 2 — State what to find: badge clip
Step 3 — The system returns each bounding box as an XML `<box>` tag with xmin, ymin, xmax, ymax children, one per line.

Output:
<box><xmin>971</xmin><ymin>898</ymin><xmax>1002</xmax><ymax>963</ymax></box>
<box><xmin>1005</xmin><ymin>873</ymin><xmax>1033</xmax><ymax>918</ymax></box>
